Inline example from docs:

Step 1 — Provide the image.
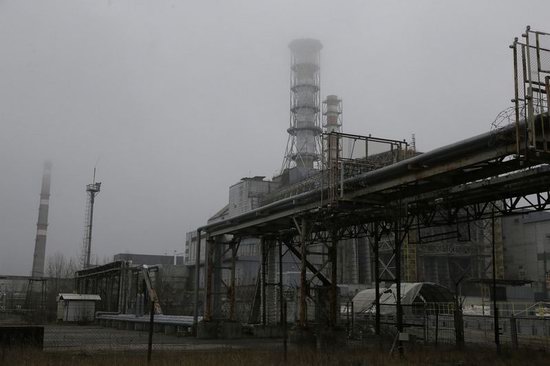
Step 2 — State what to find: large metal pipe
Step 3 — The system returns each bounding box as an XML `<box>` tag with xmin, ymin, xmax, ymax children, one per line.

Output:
<box><xmin>200</xmin><ymin>120</ymin><xmax>528</xmax><ymax>235</ymax></box>
<box><xmin>344</xmin><ymin>123</ymin><xmax>519</xmax><ymax>187</ymax></box>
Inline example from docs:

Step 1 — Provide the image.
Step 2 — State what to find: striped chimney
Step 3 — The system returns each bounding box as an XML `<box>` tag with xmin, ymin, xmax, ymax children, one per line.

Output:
<box><xmin>31</xmin><ymin>161</ymin><xmax>52</xmax><ymax>277</ymax></box>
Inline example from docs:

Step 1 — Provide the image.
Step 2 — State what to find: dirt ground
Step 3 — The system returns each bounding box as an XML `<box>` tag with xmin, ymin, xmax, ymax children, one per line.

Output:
<box><xmin>2</xmin><ymin>324</ymin><xmax>550</xmax><ymax>365</ymax></box>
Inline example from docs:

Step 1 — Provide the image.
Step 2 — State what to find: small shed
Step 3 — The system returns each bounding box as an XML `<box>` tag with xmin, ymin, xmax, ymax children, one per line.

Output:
<box><xmin>56</xmin><ymin>293</ymin><xmax>101</xmax><ymax>322</ymax></box>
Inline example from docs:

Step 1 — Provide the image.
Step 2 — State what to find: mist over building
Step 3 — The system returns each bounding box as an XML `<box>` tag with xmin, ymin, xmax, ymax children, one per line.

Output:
<box><xmin>1</xmin><ymin>3</ymin><xmax>550</xmax><ymax>355</ymax></box>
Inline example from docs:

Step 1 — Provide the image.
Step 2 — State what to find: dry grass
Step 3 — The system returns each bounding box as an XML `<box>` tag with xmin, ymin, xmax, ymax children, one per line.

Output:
<box><xmin>2</xmin><ymin>347</ymin><xmax>549</xmax><ymax>366</ymax></box>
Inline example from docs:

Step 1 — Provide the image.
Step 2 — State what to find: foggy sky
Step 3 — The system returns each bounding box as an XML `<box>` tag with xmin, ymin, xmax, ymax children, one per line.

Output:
<box><xmin>1</xmin><ymin>0</ymin><xmax>549</xmax><ymax>275</ymax></box>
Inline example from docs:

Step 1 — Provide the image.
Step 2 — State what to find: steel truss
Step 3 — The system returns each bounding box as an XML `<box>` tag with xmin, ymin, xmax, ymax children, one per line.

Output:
<box><xmin>199</xmin><ymin>153</ymin><xmax>550</xmax><ymax>327</ymax></box>
<box><xmin>203</xmin><ymin>236</ymin><xmax>241</xmax><ymax>321</ymax></box>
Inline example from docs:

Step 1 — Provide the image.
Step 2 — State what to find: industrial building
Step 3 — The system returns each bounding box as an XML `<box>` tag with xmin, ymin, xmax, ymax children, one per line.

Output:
<box><xmin>182</xmin><ymin>36</ymin><xmax>526</xmax><ymax>334</ymax></box>
<box><xmin>501</xmin><ymin>212</ymin><xmax>550</xmax><ymax>300</ymax></box>
<box><xmin>182</xmin><ymin>28</ymin><xmax>550</xmax><ymax>350</ymax></box>
<box><xmin>3</xmin><ymin>29</ymin><xmax>550</xmax><ymax>356</ymax></box>
<box><xmin>114</xmin><ymin>253</ymin><xmax>184</xmax><ymax>266</ymax></box>
<box><xmin>74</xmin><ymin>258</ymin><xmax>189</xmax><ymax>315</ymax></box>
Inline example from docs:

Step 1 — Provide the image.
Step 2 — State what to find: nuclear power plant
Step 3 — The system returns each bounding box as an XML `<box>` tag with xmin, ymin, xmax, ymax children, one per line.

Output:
<box><xmin>181</xmin><ymin>29</ymin><xmax>550</xmax><ymax>346</ymax></box>
<box><xmin>2</xmin><ymin>27</ymin><xmax>550</xmax><ymax>356</ymax></box>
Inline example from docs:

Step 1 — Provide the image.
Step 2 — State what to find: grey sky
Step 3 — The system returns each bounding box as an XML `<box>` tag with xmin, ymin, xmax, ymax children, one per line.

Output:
<box><xmin>1</xmin><ymin>0</ymin><xmax>549</xmax><ymax>275</ymax></box>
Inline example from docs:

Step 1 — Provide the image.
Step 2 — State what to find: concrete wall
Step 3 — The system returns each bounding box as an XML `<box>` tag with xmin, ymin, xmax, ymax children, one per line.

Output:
<box><xmin>228</xmin><ymin>177</ymin><xmax>277</xmax><ymax>218</ymax></box>
<box><xmin>156</xmin><ymin>264</ymin><xmax>189</xmax><ymax>314</ymax></box>
<box><xmin>184</xmin><ymin>231</ymin><xmax>206</xmax><ymax>266</ymax></box>
<box><xmin>502</xmin><ymin>211</ymin><xmax>550</xmax><ymax>300</ymax></box>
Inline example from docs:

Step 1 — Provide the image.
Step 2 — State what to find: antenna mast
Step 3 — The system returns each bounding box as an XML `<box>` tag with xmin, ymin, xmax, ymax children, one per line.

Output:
<box><xmin>81</xmin><ymin>168</ymin><xmax>101</xmax><ymax>269</ymax></box>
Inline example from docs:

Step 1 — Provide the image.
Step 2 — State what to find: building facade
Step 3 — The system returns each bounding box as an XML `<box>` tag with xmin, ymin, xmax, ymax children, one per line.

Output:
<box><xmin>502</xmin><ymin>211</ymin><xmax>550</xmax><ymax>300</ymax></box>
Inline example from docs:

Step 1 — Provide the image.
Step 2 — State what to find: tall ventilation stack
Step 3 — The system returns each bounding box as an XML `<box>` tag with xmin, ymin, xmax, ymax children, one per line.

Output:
<box><xmin>31</xmin><ymin>162</ymin><xmax>52</xmax><ymax>277</ymax></box>
<box><xmin>283</xmin><ymin>39</ymin><xmax>323</xmax><ymax>178</ymax></box>
<box><xmin>323</xmin><ymin>96</ymin><xmax>343</xmax><ymax>205</ymax></box>
<box><xmin>81</xmin><ymin>172</ymin><xmax>101</xmax><ymax>269</ymax></box>
<box><xmin>323</xmin><ymin>95</ymin><xmax>343</xmax><ymax>161</ymax></box>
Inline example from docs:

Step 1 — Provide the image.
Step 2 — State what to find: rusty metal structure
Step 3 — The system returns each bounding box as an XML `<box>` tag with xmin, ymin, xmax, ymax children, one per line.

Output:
<box><xmin>81</xmin><ymin>170</ymin><xmax>101</xmax><ymax>269</ymax></box>
<box><xmin>75</xmin><ymin>260</ymin><xmax>189</xmax><ymax>315</ymax></box>
<box><xmin>192</xmin><ymin>28</ymin><xmax>550</xmax><ymax>352</ymax></box>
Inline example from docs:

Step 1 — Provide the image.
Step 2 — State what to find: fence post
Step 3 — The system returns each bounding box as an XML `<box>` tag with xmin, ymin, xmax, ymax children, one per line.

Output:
<box><xmin>147</xmin><ymin>300</ymin><xmax>155</xmax><ymax>364</ymax></box>
<box><xmin>435</xmin><ymin>312</ymin><xmax>439</xmax><ymax>347</ymax></box>
<box><xmin>346</xmin><ymin>301</ymin><xmax>350</xmax><ymax>336</ymax></box>
<box><xmin>424</xmin><ymin>310</ymin><xmax>429</xmax><ymax>345</ymax></box>
<box><xmin>545</xmin><ymin>318</ymin><xmax>549</xmax><ymax>351</ymax></box>
<box><xmin>510</xmin><ymin>315</ymin><xmax>518</xmax><ymax>349</ymax></box>
<box><xmin>283</xmin><ymin>301</ymin><xmax>288</xmax><ymax>363</ymax></box>
<box><xmin>454</xmin><ymin>302</ymin><xmax>465</xmax><ymax>349</ymax></box>
<box><xmin>351</xmin><ymin>301</ymin><xmax>355</xmax><ymax>337</ymax></box>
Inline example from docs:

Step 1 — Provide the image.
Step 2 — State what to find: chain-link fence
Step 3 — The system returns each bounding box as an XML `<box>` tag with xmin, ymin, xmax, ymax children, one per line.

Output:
<box><xmin>43</xmin><ymin>324</ymin><xmax>193</xmax><ymax>352</ymax></box>
<box><xmin>351</xmin><ymin>303</ymin><xmax>550</xmax><ymax>351</ymax></box>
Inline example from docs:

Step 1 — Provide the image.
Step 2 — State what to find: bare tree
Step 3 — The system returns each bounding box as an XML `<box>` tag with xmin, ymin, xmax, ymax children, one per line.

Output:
<box><xmin>45</xmin><ymin>252</ymin><xmax>78</xmax><ymax>321</ymax></box>
<box><xmin>46</xmin><ymin>252</ymin><xmax>66</xmax><ymax>279</ymax></box>
<box><xmin>46</xmin><ymin>252</ymin><xmax>78</xmax><ymax>279</ymax></box>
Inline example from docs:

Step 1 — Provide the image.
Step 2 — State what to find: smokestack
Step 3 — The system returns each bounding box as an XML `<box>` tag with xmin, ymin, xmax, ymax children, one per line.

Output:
<box><xmin>31</xmin><ymin>161</ymin><xmax>52</xmax><ymax>278</ymax></box>
<box><xmin>283</xmin><ymin>38</ymin><xmax>323</xmax><ymax>171</ymax></box>
<box><xmin>323</xmin><ymin>95</ymin><xmax>342</xmax><ymax>133</ymax></box>
<box><xmin>323</xmin><ymin>95</ymin><xmax>343</xmax><ymax>164</ymax></box>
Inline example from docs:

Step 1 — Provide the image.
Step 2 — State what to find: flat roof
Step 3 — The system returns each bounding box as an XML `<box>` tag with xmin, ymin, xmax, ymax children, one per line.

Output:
<box><xmin>58</xmin><ymin>293</ymin><xmax>101</xmax><ymax>301</ymax></box>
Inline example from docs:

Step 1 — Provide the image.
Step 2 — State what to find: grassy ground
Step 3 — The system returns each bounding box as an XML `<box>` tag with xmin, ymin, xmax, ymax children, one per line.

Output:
<box><xmin>2</xmin><ymin>347</ymin><xmax>549</xmax><ymax>366</ymax></box>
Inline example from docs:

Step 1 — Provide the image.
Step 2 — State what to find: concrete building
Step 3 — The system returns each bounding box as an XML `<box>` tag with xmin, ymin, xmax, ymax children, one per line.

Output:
<box><xmin>228</xmin><ymin>177</ymin><xmax>278</xmax><ymax>218</ymax></box>
<box><xmin>184</xmin><ymin>176</ymin><xmax>278</xmax><ymax>286</ymax></box>
<box><xmin>181</xmin><ymin>36</ymin><xmax>549</xmax><ymax>329</ymax></box>
<box><xmin>502</xmin><ymin>211</ymin><xmax>550</xmax><ymax>300</ymax></box>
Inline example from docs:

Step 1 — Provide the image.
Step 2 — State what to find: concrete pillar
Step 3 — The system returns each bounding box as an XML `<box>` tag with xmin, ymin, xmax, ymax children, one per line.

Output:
<box><xmin>212</xmin><ymin>236</ymin><xmax>223</xmax><ymax>319</ymax></box>
<box><xmin>229</xmin><ymin>241</ymin><xmax>237</xmax><ymax>321</ymax></box>
<box><xmin>510</xmin><ymin>316</ymin><xmax>519</xmax><ymax>349</ymax></box>
<box><xmin>266</xmin><ymin>239</ymin><xmax>277</xmax><ymax>324</ymax></box>
<box><xmin>204</xmin><ymin>237</ymin><xmax>215</xmax><ymax>321</ymax></box>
